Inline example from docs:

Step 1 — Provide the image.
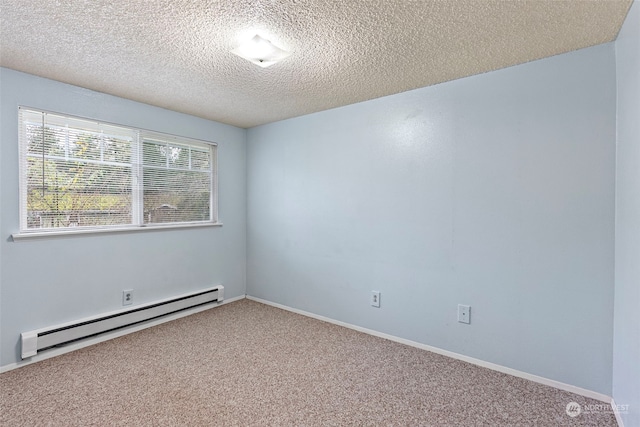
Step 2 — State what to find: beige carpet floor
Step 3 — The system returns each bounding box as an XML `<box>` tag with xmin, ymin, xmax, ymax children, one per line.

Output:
<box><xmin>0</xmin><ymin>299</ymin><xmax>617</xmax><ymax>426</ymax></box>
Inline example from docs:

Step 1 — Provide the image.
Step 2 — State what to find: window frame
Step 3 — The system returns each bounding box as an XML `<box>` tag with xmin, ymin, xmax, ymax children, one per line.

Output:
<box><xmin>13</xmin><ymin>107</ymin><xmax>221</xmax><ymax>240</ymax></box>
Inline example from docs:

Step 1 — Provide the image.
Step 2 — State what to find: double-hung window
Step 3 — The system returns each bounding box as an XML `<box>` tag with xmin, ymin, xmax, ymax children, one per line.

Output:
<box><xmin>17</xmin><ymin>108</ymin><xmax>218</xmax><ymax>235</ymax></box>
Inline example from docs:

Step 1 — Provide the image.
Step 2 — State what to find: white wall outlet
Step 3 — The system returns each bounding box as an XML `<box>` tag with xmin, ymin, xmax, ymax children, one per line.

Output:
<box><xmin>123</xmin><ymin>290</ymin><xmax>133</xmax><ymax>306</ymax></box>
<box><xmin>458</xmin><ymin>304</ymin><xmax>470</xmax><ymax>324</ymax></box>
<box><xmin>371</xmin><ymin>291</ymin><xmax>381</xmax><ymax>308</ymax></box>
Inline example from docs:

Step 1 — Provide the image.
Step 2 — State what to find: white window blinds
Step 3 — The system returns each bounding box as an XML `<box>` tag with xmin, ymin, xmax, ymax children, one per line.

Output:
<box><xmin>18</xmin><ymin>108</ymin><xmax>217</xmax><ymax>233</ymax></box>
<box><xmin>141</xmin><ymin>132</ymin><xmax>215</xmax><ymax>225</ymax></box>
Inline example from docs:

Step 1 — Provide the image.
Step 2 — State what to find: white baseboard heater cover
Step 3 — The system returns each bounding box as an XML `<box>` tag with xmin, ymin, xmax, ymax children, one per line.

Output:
<box><xmin>21</xmin><ymin>285</ymin><xmax>224</xmax><ymax>359</ymax></box>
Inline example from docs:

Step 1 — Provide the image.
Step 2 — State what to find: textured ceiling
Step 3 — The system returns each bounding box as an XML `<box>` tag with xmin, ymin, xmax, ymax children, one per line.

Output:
<box><xmin>0</xmin><ymin>0</ymin><xmax>633</xmax><ymax>128</ymax></box>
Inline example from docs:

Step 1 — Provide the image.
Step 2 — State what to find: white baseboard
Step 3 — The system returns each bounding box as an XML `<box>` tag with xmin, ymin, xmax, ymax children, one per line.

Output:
<box><xmin>0</xmin><ymin>294</ymin><xmax>245</xmax><ymax>374</ymax></box>
<box><xmin>611</xmin><ymin>397</ymin><xmax>625</xmax><ymax>427</ymax></box>
<box><xmin>246</xmin><ymin>295</ymin><xmax>613</xmax><ymax>404</ymax></box>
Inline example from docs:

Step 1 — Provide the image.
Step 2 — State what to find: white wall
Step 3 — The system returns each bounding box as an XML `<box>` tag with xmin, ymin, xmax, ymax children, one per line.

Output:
<box><xmin>247</xmin><ymin>43</ymin><xmax>617</xmax><ymax>395</ymax></box>
<box><xmin>614</xmin><ymin>1</ymin><xmax>640</xmax><ymax>425</ymax></box>
<box><xmin>0</xmin><ymin>68</ymin><xmax>247</xmax><ymax>368</ymax></box>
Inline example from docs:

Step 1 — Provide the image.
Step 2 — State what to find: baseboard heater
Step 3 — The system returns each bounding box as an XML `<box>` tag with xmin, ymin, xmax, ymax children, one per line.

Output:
<box><xmin>21</xmin><ymin>285</ymin><xmax>224</xmax><ymax>359</ymax></box>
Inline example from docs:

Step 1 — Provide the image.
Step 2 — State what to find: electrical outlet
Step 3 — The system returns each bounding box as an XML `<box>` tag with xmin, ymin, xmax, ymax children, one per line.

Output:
<box><xmin>371</xmin><ymin>291</ymin><xmax>381</xmax><ymax>308</ymax></box>
<box><xmin>123</xmin><ymin>290</ymin><xmax>133</xmax><ymax>306</ymax></box>
<box><xmin>458</xmin><ymin>304</ymin><xmax>470</xmax><ymax>324</ymax></box>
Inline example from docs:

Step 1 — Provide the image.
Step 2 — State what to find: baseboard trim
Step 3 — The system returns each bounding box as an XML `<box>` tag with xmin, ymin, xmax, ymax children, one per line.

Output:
<box><xmin>246</xmin><ymin>295</ymin><xmax>612</xmax><ymax>404</ymax></box>
<box><xmin>0</xmin><ymin>294</ymin><xmax>245</xmax><ymax>374</ymax></box>
<box><xmin>611</xmin><ymin>397</ymin><xmax>625</xmax><ymax>427</ymax></box>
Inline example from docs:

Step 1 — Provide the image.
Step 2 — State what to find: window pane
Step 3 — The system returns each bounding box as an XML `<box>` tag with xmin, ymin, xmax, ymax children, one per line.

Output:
<box><xmin>143</xmin><ymin>140</ymin><xmax>167</xmax><ymax>167</ymax></box>
<box><xmin>21</xmin><ymin>109</ymin><xmax>135</xmax><ymax>230</ymax></box>
<box><xmin>191</xmin><ymin>149</ymin><xmax>210</xmax><ymax>170</ymax></box>
<box><xmin>143</xmin><ymin>168</ymin><xmax>210</xmax><ymax>223</ymax></box>
<box><xmin>103</xmin><ymin>136</ymin><xmax>132</xmax><ymax>164</ymax></box>
<box><xmin>168</xmin><ymin>144</ymin><xmax>189</xmax><ymax>169</ymax></box>
<box><xmin>26</xmin><ymin>157</ymin><xmax>132</xmax><ymax>228</ymax></box>
<box><xmin>143</xmin><ymin>141</ymin><xmax>191</xmax><ymax>169</ymax></box>
<box><xmin>26</xmin><ymin>124</ymin><xmax>65</xmax><ymax>157</ymax></box>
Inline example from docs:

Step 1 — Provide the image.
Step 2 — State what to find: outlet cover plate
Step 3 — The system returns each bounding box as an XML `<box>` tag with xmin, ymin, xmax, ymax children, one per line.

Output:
<box><xmin>371</xmin><ymin>291</ymin><xmax>381</xmax><ymax>308</ymax></box>
<box><xmin>458</xmin><ymin>304</ymin><xmax>470</xmax><ymax>324</ymax></box>
<box><xmin>123</xmin><ymin>290</ymin><xmax>133</xmax><ymax>306</ymax></box>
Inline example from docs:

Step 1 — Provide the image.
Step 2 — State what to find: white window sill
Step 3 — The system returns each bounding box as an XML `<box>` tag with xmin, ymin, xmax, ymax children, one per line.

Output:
<box><xmin>11</xmin><ymin>222</ymin><xmax>223</xmax><ymax>241</ymax></box>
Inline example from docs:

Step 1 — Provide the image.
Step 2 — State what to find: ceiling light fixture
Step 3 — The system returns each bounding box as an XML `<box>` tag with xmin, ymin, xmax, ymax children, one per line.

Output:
<box><xmin>231</xmin><ymin>35</ymin><xmax>290</xmax><ymax>68</ymax></box>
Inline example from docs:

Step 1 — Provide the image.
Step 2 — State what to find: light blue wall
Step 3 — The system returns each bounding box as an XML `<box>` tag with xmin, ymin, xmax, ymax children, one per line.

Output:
<box><xmin>0</xmin><ymin>68</ymin><xmax>247</xmax><ymax>367</ymax></box>
<box><xmin>614</xmin><ymin>1</ymin><xmax>640</xmax><ymax>425</ymax></box>
<box><xmin>247</xmin><ymin>44</ymin><xmax>617</xmax><ymax>394</ymax></box>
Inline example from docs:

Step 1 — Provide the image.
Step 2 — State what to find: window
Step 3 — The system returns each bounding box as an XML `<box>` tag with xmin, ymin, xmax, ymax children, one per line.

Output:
<box><xmin>18</xmin><ymin>108</ymin><xmax>217</xmax><ymax>234</ymax></box>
